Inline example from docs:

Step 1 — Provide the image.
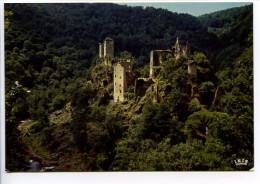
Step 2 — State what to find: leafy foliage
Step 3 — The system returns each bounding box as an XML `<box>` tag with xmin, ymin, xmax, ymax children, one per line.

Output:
<box><xmin>5</xmin><ymin>3</ymin><xmax>253</xmax><ymax>171</ymax></box>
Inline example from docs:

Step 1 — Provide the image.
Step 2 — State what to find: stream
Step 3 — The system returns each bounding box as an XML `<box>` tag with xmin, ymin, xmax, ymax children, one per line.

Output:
<box><xmin>27</xmin><ymin>160</ymin><xmax>56</xmax><ymax>172</ymax></box>
<box><xmin>28</xmin><ymin>160</ymin><xmax>42</xmax><ymax>172</ymax></box>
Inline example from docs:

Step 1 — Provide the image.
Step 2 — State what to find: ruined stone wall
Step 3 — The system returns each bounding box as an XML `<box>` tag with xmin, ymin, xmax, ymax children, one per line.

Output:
<box><xmin>149</xmin><ymin>38</ymin><xmax>191</xmax><ymax>79</ymax></box>
<box><xmin>188</xmin><ymin>61</ymin><xmax>197</xmax><ymax>77</ymax></box>
<box><xmin>114</xmin><ymin>63</ymin><xmax>127</xmax><ymax>102</ymax></box>
<box><xmin>150</xmin><ymin>50</ymin><xmax>172</xmax><ymax>78</ymax></box>
<box><xmin>134</xmin><ymin>78</ymin><xmax>155</xmax><ymax>97</ymax></box>
<box><xmin>149</xmin><ymin>51</ymin><xmax>155</xmax><ymax>78</ymax></box>
<box><xmin>174</xmin><ymin>37</ymin><xmax>182</xmax><ymax>59</ymax></box>
<box><xmin>174</xmin><ymin>38</ymin><xmax>191</xmax><ymax>59</ymax></box>
<box><xmin>99</xmin><ymin>43</ymin><xmax>104</xmax><ymax>58</ymax></box>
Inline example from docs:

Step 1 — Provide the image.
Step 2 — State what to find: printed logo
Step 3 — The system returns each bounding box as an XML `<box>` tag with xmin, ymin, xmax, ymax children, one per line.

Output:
<box><xmin>234</xmin><ymin>159</ymin><xmax>248</xmax><ymax>166</ymax></box>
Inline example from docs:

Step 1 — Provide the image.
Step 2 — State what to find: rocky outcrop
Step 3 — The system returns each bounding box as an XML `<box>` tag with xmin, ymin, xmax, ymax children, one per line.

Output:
<box><xmin>97</xmin><ymin>89</ymin><xmax>110</xmax><ymax>105</ymax></box>
<box><xmin>91</xmin><ymin>64</ymin><xmax>113</xmax><ymax>87</ymax></box>
<box><xmin>134</xmin><ymin>78</ymin><xmax>155</xmax><ymax>97</ymax></box>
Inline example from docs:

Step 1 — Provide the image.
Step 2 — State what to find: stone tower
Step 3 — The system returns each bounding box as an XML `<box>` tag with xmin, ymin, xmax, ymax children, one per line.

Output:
<box><xmin>113</xmin><ymin>59</ymin><xmax>133</xmax><ymax>102</ymax></box>
<box><xmin>104</xmin><ymin>37</ymin><xmax>114</xmax><ymax>59</ymax></box>
<box><xmin>114</xmin><ymin>63</ymin><xmax>127</xmax><ymax>102</ymax></box>
<box><xmin>99</xmin><ymin>42</ymin><xmax>104</xmax><ymax>57</ymax></box>
<box><xmin>99</xmin><ymin>37</ymin><xmax>114</xmax><ymax>65</ymax></box>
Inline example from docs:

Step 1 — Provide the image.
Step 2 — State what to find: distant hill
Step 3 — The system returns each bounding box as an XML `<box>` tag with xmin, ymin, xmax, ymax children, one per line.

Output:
<box><xmin>5</xmin><ymin>3</ymin><xmax>218</xmax><ymax>66</ymax></box>
<box><xmin>198</xmin><ymin>4</ymin><xmax>253</xmax><ymax>68</ymax></box>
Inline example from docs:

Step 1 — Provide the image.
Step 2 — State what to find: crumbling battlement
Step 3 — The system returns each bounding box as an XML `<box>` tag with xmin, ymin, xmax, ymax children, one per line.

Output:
<box><xmin>149</xmin><ymin>37</ymin><xmax>192</xmax><ymax>79</ymax></box>
<box><xmin>149</xmin><ymin>50</ymin><xmax>172</xmax><ymax>78</ymax></box>
<box><xmin>173</xmin><ymin>37</ymin><xmax>191</xmax><ymax>59</ymax></box>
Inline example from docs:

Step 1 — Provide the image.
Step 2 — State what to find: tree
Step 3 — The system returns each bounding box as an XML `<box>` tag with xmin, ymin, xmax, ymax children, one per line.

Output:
<box><xmin>4</xmin><ymin>11</ymin><xmax>13</xmax><ymax>28</ymax></box>
<box><xmin>185</xmin><ymin>109</ymin><xmax>234</xmax><ymax>143</ymax></box>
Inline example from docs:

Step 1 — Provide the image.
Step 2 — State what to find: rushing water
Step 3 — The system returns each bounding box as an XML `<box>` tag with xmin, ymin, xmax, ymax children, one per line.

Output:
<box><xmin>26</xmin><ymin>160</ymin><xmax>56</xmax><ymax>172</ymax></box>
<box><xmin>28</xmin><ymin>160</ymin><xmax>42</xmax><ymax>172</ymax></box>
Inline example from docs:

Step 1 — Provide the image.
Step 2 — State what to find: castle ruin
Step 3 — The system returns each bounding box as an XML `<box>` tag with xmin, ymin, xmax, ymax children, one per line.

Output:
<box><xmin>99</xmin><ymin>37</ymin><xmax>114</xmax><ymax>65</ymax></box>
<box><xmin>98</xmin><ymin>37</ymin><xmax>134</xmax><ymax>102</ymax></box>
<box><xmin>173</xmin><ymin>37</ymin><xmax>191</xmax><ymax>59</ymax></box>
<box><xmin>97</xmin><ymin>36</ymin><xmax>197</xmax><ymax>103</ymax></box>
<box><xmin>187</xmin><ymin>61</ymin><xmax>197</xmax><ymax>77</ymax></box>
<box><xmin>149</xmin><ymin>50</ymin><xmax>172</xmax><ymax>78</ymax></box>
<box><xmin>113</xmin><ymin>59</ymin><xmax>133</xmax><ymax>102</ymax></box>
<box><xmin>149</xmin><ymin>37</ymin><xmax>192</xmax><ymax>79</ymax></box>
<box><xmin>114</xmin><ymin>63</ymin><xmax>127</xmax><ymax>102</ymax></box>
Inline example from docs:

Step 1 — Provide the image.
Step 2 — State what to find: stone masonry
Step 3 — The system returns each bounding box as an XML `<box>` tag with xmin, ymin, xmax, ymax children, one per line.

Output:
<box><xmin>149</xmin><ymin>50</ymin><xmax>172</xmax><ymax>78</ymax></box>
<box><xmin>149</xmin><ymin>37</ymin><xmax>191</xmax><ymax>78</ymax></box>
<box><xmin>173</xmin><ymin>37</ymin><xmax>191</xmax><ymax>59</ymax></box>
<box><xmin>97</xmin><ymin>36</ymin><xmax>197</xmax><ymax>103</ymax></box>
<box><xmin>113</xmin><ymin>59</ymin><xmax>133</xmax><ymax>102</ymax></box>
<box><xmin>187</xmin><ymin>61</ymin><xmax>197</xmax><ymax>77</ymax></box>
<box><xmin>99</xmin><ymin>37</ymin><xmax>114</xmax><ymax>65</ymax></box>
<box><xmin>114</xmin><ymin>63</ymin><xmax>127</xmax><ymax>102</ymax></box>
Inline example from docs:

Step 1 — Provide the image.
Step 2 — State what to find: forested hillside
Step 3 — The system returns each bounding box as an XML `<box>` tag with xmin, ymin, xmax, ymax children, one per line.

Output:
<box><xmin>5</xmin><ymin>3</ymin><xmax>253</xmax><ymax>171</ymax></box>
<box><xmin>199</xmin><ymin>5</ymin><xmax>253</xmax><ymax>69</ymax></box>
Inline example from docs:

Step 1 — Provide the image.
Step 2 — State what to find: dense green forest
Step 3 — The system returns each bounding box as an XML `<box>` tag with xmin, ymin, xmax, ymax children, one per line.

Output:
<box><xmin>5</xmin><ymin>3</ymin><xmax>253</xmax><ymax>171</ymax></box>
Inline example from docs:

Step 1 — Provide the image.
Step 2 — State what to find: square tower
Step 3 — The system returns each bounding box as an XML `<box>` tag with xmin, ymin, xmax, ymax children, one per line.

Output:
<box><xmin>114</xmin><ymin>63</ymin><xmax>127</xmax><ymax>102</ymax></box>
<box><xmin>104</xmin><ymin>37</ymin><xmax>114</xmax><ymax>59</ymax></box>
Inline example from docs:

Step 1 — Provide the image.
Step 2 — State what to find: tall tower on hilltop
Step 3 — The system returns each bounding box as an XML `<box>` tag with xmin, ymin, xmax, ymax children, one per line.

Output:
<box><xmin>113</xmin><ymin>59</ymin><xmax>133</xmax><ymax>102</ymax></box>
<box><xmin>114</xmin><ymin>63</ymin><xmax>127</xmax><ymax>102</ymax></box>
<box><xmin>99</xmin><ymin>37</ymin><xmax>114</xmax><ymax>65</ymax></box>
<box><xmin>104</xmin><ymin>37</ymin><xmax>114</xmax><ymax>59</ymax></box>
